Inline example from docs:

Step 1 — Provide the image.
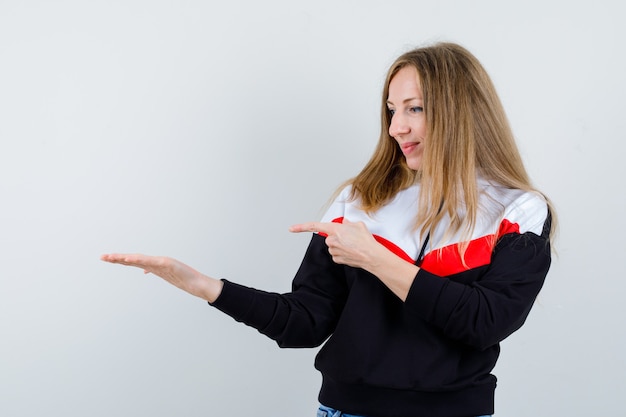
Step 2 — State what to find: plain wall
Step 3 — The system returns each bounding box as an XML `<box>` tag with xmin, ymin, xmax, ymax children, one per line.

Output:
<box><xmin>1</xmin><ymin>0</ymin><xmax>624</xmax><ymax>415</ymax></box>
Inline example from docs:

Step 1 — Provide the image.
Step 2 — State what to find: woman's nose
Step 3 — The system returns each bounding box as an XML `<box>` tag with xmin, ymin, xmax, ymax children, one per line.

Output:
<box><xmin>389</xmin><ymin>114</ymin><xmax>410</xmax><ymax>138</ymax></box>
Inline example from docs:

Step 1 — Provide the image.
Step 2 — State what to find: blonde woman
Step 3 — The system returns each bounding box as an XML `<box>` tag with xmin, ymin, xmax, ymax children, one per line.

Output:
<box><xmin>102</xmin><ymin>42</ymin><xmax>554</xmax><ymax>417</ymax></box>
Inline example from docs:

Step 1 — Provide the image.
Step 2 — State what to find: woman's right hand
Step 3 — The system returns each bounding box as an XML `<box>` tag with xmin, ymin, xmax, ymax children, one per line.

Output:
<box><xmin>100</xmin><ymin>253</ymin><xmax>224</xmax><ymax>303</ymax></box>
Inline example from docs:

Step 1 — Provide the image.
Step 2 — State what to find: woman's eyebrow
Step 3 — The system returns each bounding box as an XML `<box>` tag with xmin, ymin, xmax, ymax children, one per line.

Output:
<box><xmin>386</xmin><ymin>97</ymin><xmax>422</xmax><ymax>105</ymax></box>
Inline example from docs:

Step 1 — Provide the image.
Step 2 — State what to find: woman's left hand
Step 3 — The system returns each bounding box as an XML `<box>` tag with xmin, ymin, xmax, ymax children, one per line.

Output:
<box><xmin>290</xmin><ymin>219</ymin><xmax>420</xmax><ymax>301</ymax></box>
<box><xmin>289</xmin><ymin>219</ymin><xmax>381</xmax><ymax>270</ymax></box>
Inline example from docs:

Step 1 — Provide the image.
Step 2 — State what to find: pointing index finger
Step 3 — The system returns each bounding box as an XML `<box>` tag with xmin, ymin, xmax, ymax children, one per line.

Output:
<box><xmin>289</xmin><ymin>222</ymin><xmax>337</xmax><ymax>236</ymax></box>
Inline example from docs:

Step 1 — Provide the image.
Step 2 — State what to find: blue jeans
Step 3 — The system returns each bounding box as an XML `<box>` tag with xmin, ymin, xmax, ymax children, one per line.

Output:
<box><xmin>317</xmin><ymin>404</ymin><xmax>368</xmax><ymax>417</ymax></box>
<box><xmin>317</xmin><ymin>404</ymin><xmax>492</xmax><ymax>417</ymax></box>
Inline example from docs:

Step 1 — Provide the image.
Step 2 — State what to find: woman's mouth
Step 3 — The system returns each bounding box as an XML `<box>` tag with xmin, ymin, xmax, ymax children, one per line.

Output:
<box><xmin>400</xmin><ymin>142</ymin><xmax>420</xmax><ymax>155</ymax></box>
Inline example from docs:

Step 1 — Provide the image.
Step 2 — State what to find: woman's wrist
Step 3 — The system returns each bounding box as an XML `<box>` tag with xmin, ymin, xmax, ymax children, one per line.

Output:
<box><xmin>367</xmin><ymin>244</ymin><xmax>419</xmax><ymax>301</ymax></box>
<box><xmin>192</xmin><ymin>273</ymin><xmax>224</xmax><ymax>303</ymax></box>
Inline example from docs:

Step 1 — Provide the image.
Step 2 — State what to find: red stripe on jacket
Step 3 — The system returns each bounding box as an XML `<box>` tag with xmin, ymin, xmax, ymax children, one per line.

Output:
<box><xmin>420</xmin><ymin>219</ymin><xmax>520</xmax><ymax>276</ymax></box>
<box><xmin>321</xmin><ymin>217</ymin><xmax>521</xmax><ymax>277</ymax></box>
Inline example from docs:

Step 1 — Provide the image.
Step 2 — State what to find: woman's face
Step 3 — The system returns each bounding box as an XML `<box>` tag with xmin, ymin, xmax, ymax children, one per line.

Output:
<box><xmin>387</xmin><ymin>66</ymin><xmax>426</xmax><ymax>171</ymax></box>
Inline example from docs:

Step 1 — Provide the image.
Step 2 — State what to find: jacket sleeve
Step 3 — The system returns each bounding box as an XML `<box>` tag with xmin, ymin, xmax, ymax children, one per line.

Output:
<box><xmin>404</xmin><ymin>214</ymin><xmax>552</xmax><ymax>351</ymax></box>
<box><xmin>209</xmin><ymin>233</ymin><xmax>348</xmax><ymax>348</ymax></box>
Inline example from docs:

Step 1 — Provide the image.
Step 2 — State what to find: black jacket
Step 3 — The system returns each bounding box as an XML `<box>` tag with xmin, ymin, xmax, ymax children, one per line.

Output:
<box><xmin>211</xmin><ymin>182</ymin><xmax>551</xmax><ymax>417</ymax></box>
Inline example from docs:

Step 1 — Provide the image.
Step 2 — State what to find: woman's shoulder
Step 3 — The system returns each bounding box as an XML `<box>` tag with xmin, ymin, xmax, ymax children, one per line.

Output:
<box><xmin>320</xmin><ymin>184</ymin><xmax>354</xmax><ymax>222</ymax></box>
<box><xmin>481</xmin><ymin>181</ymin><xmax>549</xmax><ymax>236</ymax></box>
<box><xmin>321</xmin><ymin>182</ymin><xmax>421</xmax><ymax>222</ymax></box>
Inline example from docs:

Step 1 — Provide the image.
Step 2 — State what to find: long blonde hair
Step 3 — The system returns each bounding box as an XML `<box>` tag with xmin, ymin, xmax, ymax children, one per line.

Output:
<box><xmin>348</xmin><ymin>42</ymin><xmax>556</xmax><ymax>249</ymax></box>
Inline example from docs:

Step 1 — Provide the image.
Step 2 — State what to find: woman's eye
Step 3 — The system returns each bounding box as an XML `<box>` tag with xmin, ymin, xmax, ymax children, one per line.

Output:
<box><xmin>388</xmin><ymin>108</ymin><xmax>396</xmax><ymax>116</ymax></box>
<box><xmin>410</xmin><ymin>106</ymin><xmax>423</xmax><ymax>113</ymax></box>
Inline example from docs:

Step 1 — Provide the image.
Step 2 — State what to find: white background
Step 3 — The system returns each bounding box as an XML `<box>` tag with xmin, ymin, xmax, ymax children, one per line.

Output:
<box><xmin>1</xmin><ymin>1</ymin><xmax>623</xmax><ymax>416</ymax></box>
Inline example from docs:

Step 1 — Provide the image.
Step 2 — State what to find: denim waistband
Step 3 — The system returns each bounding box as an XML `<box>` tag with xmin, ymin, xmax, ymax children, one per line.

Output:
<box><xmin>317</xmin><ymin>404</ymin><xmax>367</xmax><ymax>417</ymax></box>
<box><xmin>317</xmin><ymin>404</ymin><xmax>492</xmax><ymax>417</ymax></box>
